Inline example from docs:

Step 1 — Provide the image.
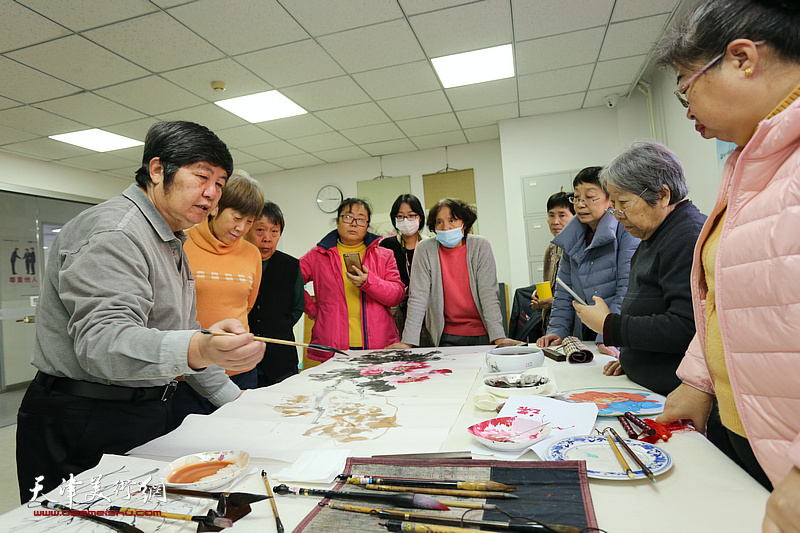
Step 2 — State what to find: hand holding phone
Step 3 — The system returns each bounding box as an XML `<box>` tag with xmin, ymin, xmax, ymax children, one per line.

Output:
<box><xmin>343</xmin><ymin>253</ymin><xmax>363</xmax><ymax>275</ymax></box>
<box><xmin>556</xmin><ymin>277</ymin><xmax>588</xmax><ymax>306</ymax></box>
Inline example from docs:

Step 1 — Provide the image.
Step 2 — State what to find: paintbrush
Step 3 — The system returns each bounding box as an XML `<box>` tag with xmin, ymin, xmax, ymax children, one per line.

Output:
<box><xmin>109</xmin><ymin>506</ymin><xmax>232</xmax><ymax>528</ymax></box>
<box><xmin>380</xmin><ymin>520</ymin><xmax>504</xmax><ymax>533</ymax></box>
<box><xmin>40</xmin><ymin>500</ymin><xmax>143</xmax><ymax>533</ymax></box>
<box><xmin>437</xmin><ymin>500</ymin><xmax>498</xmax><ymax>510</ymax></box>
<box><xmin>338</xmin><ymin>475</ymin><xmax>516</xmax><ymax>492</ymax></box>
<box><xmin>200</xmin><ymin>329</ymin><xmax>349</xmax><ymax>356</ymax></box>
<box><xmin>328</xmin><ymin>502</ymin><xmax>580</xmax><ymax>533</ymax></box>
<box><xmin>364</xmin><ymin>484</ymin><xmax>518</xmax><ymax>499</ymax></box>
<box><xmin>158</xmin><ymin>486</ymin><xmax>270</xmax><ymax>506</ymax></box>
<box><xmin>608</xmin><ymin>427</ymin><xmax>657</xmax><ymax>483</ymax></box>
<box><xmin>262</xmin><ymin>470</ymin><xmax>284</xmax><ymax>533</ymax></box>
<box><xmin>272</xmin><ymin>484</ymin><xmax>449</xmax><ymax>510</ymax></box>
<box><xmin>604</xmin><ymin>429</ymin><xmax>634</xmax><ymax>480</ymax></box>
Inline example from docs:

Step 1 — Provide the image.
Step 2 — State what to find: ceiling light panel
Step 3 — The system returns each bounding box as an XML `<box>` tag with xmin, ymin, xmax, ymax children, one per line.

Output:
<box><xmin>49</xmin><ymin>129</ymin><xmax>143</xmax><ymax>152</ymax></box>
<box><xmin>214</xmin><ymin>91</ymin><xmax>308</xmax><ymax>123</ymax></box>
<box><xmin>432</xmin><ymin>44</ymin><xmax>514</xmax><ymax>89</ymax></box>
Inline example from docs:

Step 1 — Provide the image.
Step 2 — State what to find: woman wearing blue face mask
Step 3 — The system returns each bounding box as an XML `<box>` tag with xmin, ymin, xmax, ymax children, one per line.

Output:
<box><xmin>389</xmin><ymin>198</ymin><xmax>520</xmax><ymax>348</ymax></box>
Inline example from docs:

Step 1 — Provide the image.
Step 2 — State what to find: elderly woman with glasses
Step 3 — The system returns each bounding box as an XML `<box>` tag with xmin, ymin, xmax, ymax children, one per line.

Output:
<box><xmin>570</xmin><ymin>141</ymin><xmax>706</xmax><ymax>396</ymax></box>
<box><xmin>300</xmin><ymin>198</ymin><xmax>404</xmax><ymax>362</ymax></box>
<box><xmin>537</xmin><ymin>167</ymin><xmax>640</xmax><ymax>355</ymax></box>
<box><xmin>651</xmin><ymin>0</ymin><xmax>800</xmax><ymax>522</ymax></box>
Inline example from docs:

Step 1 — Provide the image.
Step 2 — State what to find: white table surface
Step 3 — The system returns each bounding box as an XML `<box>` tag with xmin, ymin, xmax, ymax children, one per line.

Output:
<box><xmin>4</xmin><ymin>344</ymin><xmax>769</xmax><ymax>533</ymax></box>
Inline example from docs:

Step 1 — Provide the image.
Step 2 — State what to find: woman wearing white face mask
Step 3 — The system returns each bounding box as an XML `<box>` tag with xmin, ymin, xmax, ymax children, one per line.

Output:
<box><xmin>388</xmin><ymin>198</ymin><xmax>521</xmax><ymax>348</ymax></box>
<box><xmin>380</xmin><ymin>194</ymin><xmax>433</xmax><ymax>345</ymax></box>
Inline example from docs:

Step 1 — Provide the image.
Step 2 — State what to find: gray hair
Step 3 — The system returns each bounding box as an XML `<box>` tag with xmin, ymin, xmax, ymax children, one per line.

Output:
<box><xmin>600</xmin><ymin>140</ymin><xmax>688</xmax><ymax>205</ymax></box>
<box><xmin>656</xmin><ymin>0</ymin><xmax>800</xmax><ymax>70</ymax></box>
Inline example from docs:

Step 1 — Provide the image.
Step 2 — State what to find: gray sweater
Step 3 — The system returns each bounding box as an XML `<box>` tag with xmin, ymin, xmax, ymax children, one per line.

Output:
<box><xmin>402</xmin><ymin>234</ymin><xmax>506</xmax><ymax>346</ymax></box>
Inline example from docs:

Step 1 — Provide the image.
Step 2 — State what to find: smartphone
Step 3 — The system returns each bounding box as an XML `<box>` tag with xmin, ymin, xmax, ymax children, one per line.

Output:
<box><xmin>343</xmin><ymin>253</ymin><xmax>363</xmax><ymax>275</ymax></box>
<box><xmin>556</xmin><ymin>277</ymin><xmax>588</xmax><ymax>306</ymax></box>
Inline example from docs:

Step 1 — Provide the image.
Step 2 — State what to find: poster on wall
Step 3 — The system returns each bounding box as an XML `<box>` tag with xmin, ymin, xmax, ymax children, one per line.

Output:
<box><xmin>716</xmin><ymin>140</ymin><xmax>738</xmax><ymax>173</ymax></box>
<box><xmin>4</xmin><ymin>240</ymin><xmax>39</xmax><ymax>289</ymax></box>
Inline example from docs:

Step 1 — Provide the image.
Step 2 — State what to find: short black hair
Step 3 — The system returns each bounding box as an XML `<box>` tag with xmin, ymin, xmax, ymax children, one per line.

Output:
<box><xmin>572</xmin><ymin>166</ymin><xmax>607</xmax><ymax>195</ymax></box>
<box><xmin>427</xmin><ymin>198</ymin><xmax>478</xmax><ymax>233</ymax></box>
<box><xmin>336</xmin><ymin>197</ymin><xmax>373</xmax><ymax>223</ymax></box>
<box><xmin>546</xmin><ymin>192</ymin><xmax>575</xmax><ymax>214</ymax></box>
<box><xmin>389</xmin><ymin>194</ymin><xmax>425</xmax><ymax>230</ymax></box>
<box><xmin>260</xmin><ymin>201</ymin><xmax>285</xmax><ymax>232</ymax></box>
<box><xmin>135</xmin><ymin>121</ymin><xmax>233</xmax><ymax>189</ymax></box>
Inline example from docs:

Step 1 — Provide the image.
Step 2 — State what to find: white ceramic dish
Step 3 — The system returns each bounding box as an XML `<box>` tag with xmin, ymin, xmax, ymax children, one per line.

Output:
<box><xmin>485</xmin><ymin>345</ymin><xmax>545</xmax><ymax>373</ymax></box>
<box><xmin>467</xmin><ymin>416</ymin><xmax>551</xmax><ymax>452</ymax></box>
<box><xmin>482</xmin><ymin>367</ymin><xmax>558</xmax><ymax>398</ymax></box>
<box><xmin>159</xmin><ymin>450</ymin><xmax>249</xmax><ymax>491</ymax></box>
<box><xmin>545</xmin><ymin>435</ymin><xmax>673</xmax><ymax>480</ymax></box>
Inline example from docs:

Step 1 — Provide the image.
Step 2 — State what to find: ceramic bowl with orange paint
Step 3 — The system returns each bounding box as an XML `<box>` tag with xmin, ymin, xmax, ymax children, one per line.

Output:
<box><xmin>160</xmin><ymin>450</ymin><xmax>249</xmax><ymax>491</ymax></box>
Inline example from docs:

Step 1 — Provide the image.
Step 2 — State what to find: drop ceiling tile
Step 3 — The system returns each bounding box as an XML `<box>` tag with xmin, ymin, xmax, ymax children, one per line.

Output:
<box><xmin>315</xmin><ymin>145</ymin><xmax>371</xmax><ymax>164</ymax></box>
<box><xmin>409</xmin><ymin>0</ymin><xmax>511</xmax><ymax>57</ymax></box>
<box><xmin>455</xmin><ymin>102</ymin><xmax>518</xmax><ymax>128</ymax></box>
<box><xmin>236</xmin><ymin>40</ymin><xmax>344</xmax><ymax>89</ymax></box>
<box><xmin>411</xmin><ymin>130</ymin><xmax>467</xmax><ymax>150</ymax></box>
<box><xmin>353</xmin><ymin>61</ymin><xmax>441</xmax><ymax>101</ymax></box>
<box><xmin>268</xmin><ymin>153</ymin><xmax>324</xmax><ymax>169</ymax></box>
<box><xmin>0</xmin><ymin>96</ymin><xmax>20</xmax><ymax>110</ymax></box>
<box><xmin>520</xmin><ymin>93</ymin><xmax>585</xmax><ymax>117</ymax></box>
<box><xmin>0</xmin><ymin>124</ymin><xmax>39</xmax><ymax>145</ymax></box>
<box><xmin>240</xmin><ymin>160</ymin><xmax>284</xmax><ymax>175</ymax></box>
<box><xmin>0</xmin><ymin>2</ymin><xmax>71</xmax><ymax>53</ymax></box>
<box><xmin>280</xmin><ymin>0</ymin><xmax>403</xmax><ymax>36</ymax></box>
<box><xmin>590</xmin><ymin>56</ymin><xmax>645</xmax><ymax>90</ymax></box>
<box><xmin>36</xmin><ymin>93</ymin><xmax>146</xmax><ymax>127</ymax></box>
<box><xmin>228</xmin><ymin>149</ymin><xmax>258</xmax><ymax>165</ymax></box>
<box><xmin>611</xmin><ymin>0</ymin><xmax>679</xmax><ymax>22</ymax></box>
<box><xmin>3</xmin><ymin>137</ymin><xmax>93</xmax><ymax>160</ymax></box>
<box><xmin>512</xmin><ymin>0</ymin><xmax>614</xmax><ymax>41</ymax></box>
<box><xmin>340</xmin><ymin>122</ymin><xmax>406</xmax><ymax>145</ymax></box>
<box><xmin>109</xmin><ymin>145</ymin><xmax>146</xmax><ymax>163</ymax></box>
<box><xmin>84</xmin><ymin>12</ymin><xmax>224</xmax><ymax>72</ymax></box>
<box><xmin>18</xmin><ymin>0</ymin><xmax>157</xmax><ymax>32</ymax></box>
<box><xmin>445</xmin><ymin>78</ymin><xmax>517</xmax><ymax>111</ymax></box>
<box><xmin>599</xmin><ymin>15</ymin><xmax>669</xmax><ymax>61</ymax></box>
<box><xmin>96</xmin><ymin>76</ymin><xmax>206</xmax><ymax>115</ymax></box>
<box><xmin>315</xmin><ymin>103</ymin><xmax>391</xmax><ymax>130</ymax></box>
<box><xmin>161</xmin><ymin>59</ymin><xmax>273</xmax><ymax>101</ymax></box>
<box><xmin>215</xmin><ymin>125</ymin><xmax>278</xmax><ymax>148</ymax></box>
<box><xmin>290</xmin><ymin>132</ymin><xmax>354</xmax><ymax>152</ymax></box>
<box><xmin>258</xmin><ymin>114</ymin><xmax>333</xmax><ymax>139</ymax></box>
<box><xmin>378</xmin><ymin>91</ymin><xmax>451</xmax><ymax>121</ymax></box>
<box><xmin>0</xmin><ymin>57</ymin><xmax>80</xmax><ymax>104</ymax></box>
<box><xmin>169</xmin><ymin>0</ymin><xmax>308</xmax><ymax>55</ymax></box>
<box><xmin>280</xmin><ymin>77</ymin><xmax>371</xmax><ymax>112</ymax></box>
<box><xmin>0</xmin><ymin>106</ymin><xmax>85</xmax><ymax>136</ymax></box>
<box><xmin>584</xmin><ymin>85</ymin><xmax>630</xmax><ymax>108</ymax></box>
<box><xmin>59</xmin><ymin>151</ymin><xmax>139</xmax><ymax>171</ymax></box>
<box><xmin>318</xmin><ymin>20</ymin><xmax>425</xmax><ymax>73</ymax></box>
<box><xmin>517</xmin><ymin>64</ymin><xmax>593</xmax><ymax>100</ymax></box>
<box><xmin>515</xmin><ymin>28</ymin><xmax>604</xmax><ymax>76</ymax></box>
<box><xmin>158</xmin><ymin>103</ymin><xmax>249</xmax><ymax>131</ymax></box>
<box><xmin>398</xmin><ymin>0</ymin><xmax>475</xmax><ymax>16</ymax></box>
<box><xmin>396</xmin><ymin>113</ymin><xmax>460</xmax><ymax>137</ymax></box>
<box><xmin>104</xmin><ymin>118</ymin><xmax>158</xmax><ymax>142</ymax></box>
<box><xmin>463</xmin><ymin>124</ymin><xmax>500</xmax><ymax>142</ymax></box>
<box><xmin>241</xmin><ymin>141</ymin><xmax>305</xmax><ymax>160</ymax></box>
<box><xmin>105</xmin><ymin>168</ymin><xmax>137</xmax><ymax>179</ymax></box>
<box><xmin>360</xmin><ymin>138</ymin><xmax>417</xmax><ymax>157</ymax></box>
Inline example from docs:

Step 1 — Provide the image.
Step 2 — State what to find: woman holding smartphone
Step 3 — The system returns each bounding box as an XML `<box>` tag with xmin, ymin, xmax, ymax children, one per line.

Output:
<box><xmin>300</xmin><ymin>198</ymin><xmax>404</xmax><ymax>362</ymax></box>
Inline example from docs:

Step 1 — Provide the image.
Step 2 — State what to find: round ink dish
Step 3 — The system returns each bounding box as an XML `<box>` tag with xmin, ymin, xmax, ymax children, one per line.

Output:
<box><xmin>159</xmin><ymin>450</ymin><xmax>249</xmax><ymax>491</ymax></box>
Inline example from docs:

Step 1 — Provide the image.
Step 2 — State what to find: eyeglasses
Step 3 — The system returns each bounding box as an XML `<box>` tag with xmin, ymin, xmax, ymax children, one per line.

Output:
<box><xmin>606</xmin><ymin>188</ymin><xmax>648</xmax><ymax>217</ymax></box>
<box><xmin>340</xmin><ymin>214</ymin><xmax>368</xmax><ymax>227</ymax></box>
<box><xmin>395</xmin><ymin>214</ymin><xmax>419</xmax><ymax>222</ymax></box>
<box><xmin>568</xmin><ymin>195</ymin><xmax>604</xmax><ymax>206</ymax></box>
<box><xmin>674</xmin><ymin>54</ymin><xmax>723</xmax><ymax>108</ymax></box>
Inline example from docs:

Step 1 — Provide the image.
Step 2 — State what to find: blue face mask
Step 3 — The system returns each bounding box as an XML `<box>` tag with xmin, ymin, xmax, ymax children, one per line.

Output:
<box><xmin>435</xmin><ymin>226</ymin><xmax>464</xmax><ymax>248</ymax></box>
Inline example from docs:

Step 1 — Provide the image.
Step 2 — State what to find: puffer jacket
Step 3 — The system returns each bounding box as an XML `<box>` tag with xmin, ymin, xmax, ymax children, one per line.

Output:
<box><xmin>300</xmin><ymin>230</ymin><xmax>404</xmax><ymax>361</ymax></box>
<box><xmin>677</xmin><ymin>95</ymin><xmax>800</xmax><ymax>486</ymax></box>
<box><xmin>546</xmin><ymin>211</ymin><xmax>640</xmax><ymax>342</ymax></box>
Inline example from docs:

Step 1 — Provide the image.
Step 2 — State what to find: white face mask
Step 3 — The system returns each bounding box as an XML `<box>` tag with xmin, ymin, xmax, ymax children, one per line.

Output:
<box><xmin>396</xmin><ymin>218</ymin><xmax>420</xmax><ymax>237</ymax></box>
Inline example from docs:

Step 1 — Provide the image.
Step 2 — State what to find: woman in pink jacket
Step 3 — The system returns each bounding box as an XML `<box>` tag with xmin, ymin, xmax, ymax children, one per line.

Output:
<box><xmin>655</xmin><ymin>1</ymin><xmax>800</xmax><ymax>531</ymax></box>
<box><xmin>301</xmin><ymin>198</ymin><xmax>404</xmax><ymax>362</ymax></box>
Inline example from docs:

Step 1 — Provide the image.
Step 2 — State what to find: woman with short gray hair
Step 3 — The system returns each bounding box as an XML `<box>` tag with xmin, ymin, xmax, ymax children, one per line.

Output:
<box><xmin>573</xmin><ymin>140</ymin><xmax>706</xmax><ymax>396</ymax></box>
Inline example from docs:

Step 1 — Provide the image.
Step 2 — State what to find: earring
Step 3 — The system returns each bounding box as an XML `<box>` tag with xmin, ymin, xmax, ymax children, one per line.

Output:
<box><xmin>745</xmin><ymin>67</ymin><xmax>753</xmax><ymax>77</ymax></box>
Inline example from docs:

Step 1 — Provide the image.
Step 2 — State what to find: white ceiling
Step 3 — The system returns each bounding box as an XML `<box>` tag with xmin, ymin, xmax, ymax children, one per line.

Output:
<box><xmin>0</xmin><ymin>0</ymin><xmax>683</xmax><ymax>179</ymax></box>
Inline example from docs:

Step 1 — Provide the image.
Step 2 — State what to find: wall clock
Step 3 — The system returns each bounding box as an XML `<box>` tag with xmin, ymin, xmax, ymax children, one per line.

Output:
<box><xmin>316</xmin><ymin>185</ymin><xmax>343</xmax><ymax>213</ymax></box>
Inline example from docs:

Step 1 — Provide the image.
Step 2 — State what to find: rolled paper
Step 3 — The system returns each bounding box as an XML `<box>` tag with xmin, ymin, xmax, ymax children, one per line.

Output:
<box><xmin>561</xmin><ymin>336</ymin><xmax>594</xmax><ymax>364</ymax></box>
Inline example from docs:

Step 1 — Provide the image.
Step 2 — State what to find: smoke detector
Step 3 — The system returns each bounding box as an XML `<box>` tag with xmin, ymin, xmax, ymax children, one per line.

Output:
<box><xmin>210</xmin><ymin>81</ymin><xmax>226</xmax><ymax>93</ymax></box>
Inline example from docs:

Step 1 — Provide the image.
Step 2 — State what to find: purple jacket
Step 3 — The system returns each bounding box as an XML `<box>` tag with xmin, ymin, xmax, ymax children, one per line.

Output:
<box><xmin>300</xmin><ymin>230</ymin><xmax>404</xmax><ymax>361</ymax></box>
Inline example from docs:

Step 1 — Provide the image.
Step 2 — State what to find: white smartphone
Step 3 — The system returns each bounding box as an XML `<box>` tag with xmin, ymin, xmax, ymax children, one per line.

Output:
<box><xmin>556</xmin><ymin>277</ymin><xmax>589</xmax><ymax>306</ymax></box>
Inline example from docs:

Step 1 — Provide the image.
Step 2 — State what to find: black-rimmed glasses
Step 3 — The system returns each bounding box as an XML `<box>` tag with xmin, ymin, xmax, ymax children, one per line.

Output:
<box><xmin>340</xmin><ymin>214</ymin><xmax>368</xmax><ymax>227</ymax></box>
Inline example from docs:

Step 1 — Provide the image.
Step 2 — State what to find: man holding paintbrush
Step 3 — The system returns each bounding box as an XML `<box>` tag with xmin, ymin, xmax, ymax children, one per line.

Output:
<box><xmin>15</xmin><ymin>121</ymin><xmax>265</xmax><ymax>503</ymax></box>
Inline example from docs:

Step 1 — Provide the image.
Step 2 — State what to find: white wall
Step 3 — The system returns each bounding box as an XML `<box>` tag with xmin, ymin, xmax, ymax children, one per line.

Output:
<box><xmin>252</xmin><ymin>140</ymin><xmax>512</xmax><ymax>283</ymax></box>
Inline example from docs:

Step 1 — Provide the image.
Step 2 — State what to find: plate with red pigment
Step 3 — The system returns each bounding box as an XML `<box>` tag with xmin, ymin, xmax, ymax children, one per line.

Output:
<box><xmin>159</xmin><ymin>450</ymin><xmax>249</xmax><ymax>491</ymax></box>
<box><xmin>558</xmin><ymin>387</ymin><xmax>666</xmax><ymax>416</ymax></box>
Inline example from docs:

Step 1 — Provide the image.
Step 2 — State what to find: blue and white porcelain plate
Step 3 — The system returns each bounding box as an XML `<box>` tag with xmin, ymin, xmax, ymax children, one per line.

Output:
<box><xmin>545</xmin><ymin>435</ymin><xmax>673</xmax><ymax>480</ymax></box>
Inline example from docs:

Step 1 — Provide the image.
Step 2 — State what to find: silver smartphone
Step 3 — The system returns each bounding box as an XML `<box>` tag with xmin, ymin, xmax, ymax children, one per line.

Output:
<box><xmin>556</xmin><ymin>277</ymin><xmax>588</xmax><ymax>306</ymax></box>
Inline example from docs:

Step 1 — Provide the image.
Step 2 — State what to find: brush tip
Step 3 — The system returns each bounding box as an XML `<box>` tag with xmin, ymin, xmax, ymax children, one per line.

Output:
<box><xmin>412</xmin><ymin>494</ymin><xmax>449</xmax><ymax>511</ymax></box>
<box><xmin>213</xmin><ymin>518</ymin><xmax>234</xmax><ymax>527</ymax></box>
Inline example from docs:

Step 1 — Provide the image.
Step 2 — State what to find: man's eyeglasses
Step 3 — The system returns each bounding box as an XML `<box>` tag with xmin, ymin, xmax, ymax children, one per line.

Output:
<box><xmin>340</xmin><ymin>214</ymin><xmax>369</xmax><ymax>227</ymax></box>
<box><xmin>606</xmin><ymin>188</ymin><xmax>648</xmax><ymax>217</ymax></box>
<box><xmin>569</xmin><ymin>195</ymin><xmax>604</xmax><ymax>206</ymax></box>
<box><xmin>395</xmin><ymin>214</ymin><xmax>419</xmax><ymax>222</ymax></box>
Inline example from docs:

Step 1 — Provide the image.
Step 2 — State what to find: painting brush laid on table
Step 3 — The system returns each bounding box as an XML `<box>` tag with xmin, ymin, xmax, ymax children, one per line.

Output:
<box><xmin>154</xmin><ymin>486</ymin><xmax>270</xmax><ymax>506</ymax></box>
<box><xmin>200</xmin><ymin>329</ymin><xmax>349</xmax><ymax>356</ymax></box>
<box><xmin>40</xmin><ymin>501</ymin><xmax>143</xmax><ymax>533</ymax></box>
<box><xmin>272</xmin><ymin>484</ymin><xmax>450</xmax><ymax>510</ymax></box>
<box><xmin>109</xmin><ymin>506</ymin><xmax>232</xmax><ymax>528</ymax></box>
<box><xmin>363</xmin><ymin>483</ymin><xmax>519</xmax><ymax>499</ymax></box>
<box><xmin>607</xmin><ymin>427</ymin><xmax>657</xmax><ymax>483</ymax></box>
<box><xmin>337</xmin><ymin>474</ymin><xmax>516</xmax><ymax>492</ymax></box>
